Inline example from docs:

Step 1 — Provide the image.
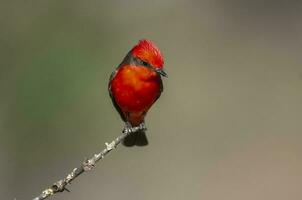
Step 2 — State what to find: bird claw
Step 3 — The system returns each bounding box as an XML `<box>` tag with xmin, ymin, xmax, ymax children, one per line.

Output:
<box><xmin>123</xmin><ymin>127</ymin><xmax>132</xmax><ymax>134</ymax></box>
<box><xmin>139</xmin><ymin>122</ymin><xmax>147</xmax><ymax>131</ymax></box>
<box><xmin>123</xmin><ymin>122</ymin><xmax>147</xmax><ymax>134</ymax></box>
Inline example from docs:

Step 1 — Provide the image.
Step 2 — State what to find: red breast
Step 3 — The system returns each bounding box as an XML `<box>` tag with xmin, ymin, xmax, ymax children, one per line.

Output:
<box><xmin>110</xmin><ymin>64</ymin><xmax>162</xmax><ymax>126</ymax></box>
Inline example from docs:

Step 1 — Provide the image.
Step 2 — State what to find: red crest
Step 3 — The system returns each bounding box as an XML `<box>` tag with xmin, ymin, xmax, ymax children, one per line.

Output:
<box><xmin>131</xmin><ymin>39</ymin><xmax>164</xmax><ymax>68</ymax></box>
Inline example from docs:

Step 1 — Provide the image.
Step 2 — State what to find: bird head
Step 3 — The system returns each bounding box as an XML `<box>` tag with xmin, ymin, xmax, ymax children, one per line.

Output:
<box><xmin>131</xmin><ymin>39</ymin><xmax>167</xmax><ymax>77</ymax></box>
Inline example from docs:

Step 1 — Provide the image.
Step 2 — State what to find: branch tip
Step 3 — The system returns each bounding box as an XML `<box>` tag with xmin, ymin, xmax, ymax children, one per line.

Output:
<box><xmin>32</xmin><ymin>125</ymin><xmax>142</xmax><ymax>200</ymax></box>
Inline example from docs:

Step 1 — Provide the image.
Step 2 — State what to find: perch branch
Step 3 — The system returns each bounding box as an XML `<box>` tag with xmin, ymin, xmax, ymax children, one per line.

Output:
<box><xmin>33</xmin><ymin>124</ymin><xmax>145</xmax><ymax>200</ymax></box>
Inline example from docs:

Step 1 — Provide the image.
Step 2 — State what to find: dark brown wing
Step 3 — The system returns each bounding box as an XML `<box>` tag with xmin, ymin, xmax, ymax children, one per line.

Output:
<box><xmin>154</xmin><ymin>76</ymin><xmax>163</xmax><ymax>102</ymax></box>
<box><xmin>108</xmin><ymin>70</ymin><xmax>126</xmax><ymax>122</ymax></box>
<box><xmin>108</xmin><ymin>51</ymin><xmax>134</xmax><ymax>122</ymax></box>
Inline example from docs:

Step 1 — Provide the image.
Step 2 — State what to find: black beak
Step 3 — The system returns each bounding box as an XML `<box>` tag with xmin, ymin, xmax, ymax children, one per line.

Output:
<box><xmin>155</xmin><ymin>68</ymin><xmax>168</xmax><ymax>77</ymax></box>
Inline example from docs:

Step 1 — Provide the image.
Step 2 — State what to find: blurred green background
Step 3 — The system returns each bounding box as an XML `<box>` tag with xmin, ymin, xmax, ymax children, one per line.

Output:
<box><xmin>1</xmin><ymin>0</ymin><xmax>302</xmax><ymax>199</ymax></box>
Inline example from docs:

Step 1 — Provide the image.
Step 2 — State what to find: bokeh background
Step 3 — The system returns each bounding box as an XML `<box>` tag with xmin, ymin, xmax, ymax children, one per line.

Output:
<box><xmin>1</xmin><ymin>0</ymin><xmax>302</xmax><ymax>199</ymax></box>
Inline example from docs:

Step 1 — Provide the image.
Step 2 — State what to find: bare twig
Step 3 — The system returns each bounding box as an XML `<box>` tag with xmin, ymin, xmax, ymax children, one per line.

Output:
<box><xmin>33</xmin><ymin>124</ymin><xmax>145</xmax><ymax>200</ymax></box>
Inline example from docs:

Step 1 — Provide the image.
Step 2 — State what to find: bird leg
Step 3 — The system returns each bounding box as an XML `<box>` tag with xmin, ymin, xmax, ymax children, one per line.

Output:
<box><xmin>123</xmin><ymin>122</ymin><xmax>147</xmax><ymax>134</ymax></box>
<box><xmin>138</xmin><ymin>122</ymin><xmax>147</xmax><ymax>131</ymax></box>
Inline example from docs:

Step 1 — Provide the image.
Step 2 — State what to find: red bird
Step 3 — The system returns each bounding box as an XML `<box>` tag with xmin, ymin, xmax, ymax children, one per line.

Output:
<box><xmin>108</xmin><ymin>39</ymin><xmax>167</xmax><ymax>146</ymax></box>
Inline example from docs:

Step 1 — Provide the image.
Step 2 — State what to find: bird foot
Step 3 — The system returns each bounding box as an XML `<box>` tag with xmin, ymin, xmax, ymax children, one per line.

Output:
<box><xmin>138</xmin><ymin>122</ymin><xmax>147</xmax><ymax>131</ymax></box>
<box><xmin>123</xmin><ymin>122</ymin><xmax>147</xmax><ymax>134</ymax></box>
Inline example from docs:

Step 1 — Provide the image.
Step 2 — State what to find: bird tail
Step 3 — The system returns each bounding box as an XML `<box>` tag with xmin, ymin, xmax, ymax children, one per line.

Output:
<box><xmin>122</xmin><ymin>130</ymin><xmax>148</xmax><ymax>147</ymax></box>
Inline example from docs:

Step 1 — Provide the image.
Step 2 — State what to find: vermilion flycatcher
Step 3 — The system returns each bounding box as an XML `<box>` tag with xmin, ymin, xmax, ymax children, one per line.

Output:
<box><xmin>108</xmin><ymin>39</ymin><xmax>167</xmax><ymax>146</ymax></box>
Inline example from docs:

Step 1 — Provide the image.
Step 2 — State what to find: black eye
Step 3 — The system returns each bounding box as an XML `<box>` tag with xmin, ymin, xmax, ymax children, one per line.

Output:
<box><xmin>141</xmin><ymin>60</ymin><xmax>148</xmax><ymax>66</ymax></box>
